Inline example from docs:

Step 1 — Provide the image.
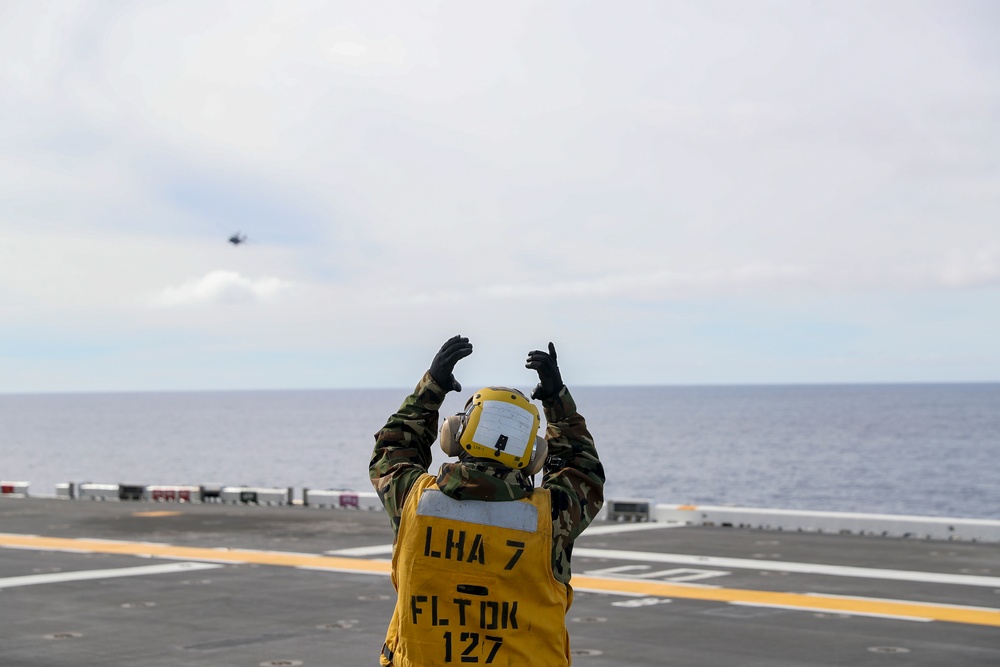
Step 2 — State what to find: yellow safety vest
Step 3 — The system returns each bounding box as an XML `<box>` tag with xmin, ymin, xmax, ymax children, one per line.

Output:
<box><xmin>381</xmin><ymin>474</ymin><xmax>573</xmax><ymax>667</ymax></box>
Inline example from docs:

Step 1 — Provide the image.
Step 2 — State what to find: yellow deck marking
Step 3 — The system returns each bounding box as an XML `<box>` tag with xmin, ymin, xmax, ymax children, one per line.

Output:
<box><xmin>3</xmin><ymin>533</ymin><xmax>999</xmax><ymax>628</ymax></box>
<box><xmin>131</xmin><ymin>511</ymin><xmax>183</xmax><ymax>517</ymax></box>
<box><xmin>0</xmin><ymin>533</ymin><xmax>391</xmax><ymax>575</ymax></box>
<box><xmin>568</xmin><ymin>576</ymin><xmax>1000</xmax><ymax>627</ymax></box>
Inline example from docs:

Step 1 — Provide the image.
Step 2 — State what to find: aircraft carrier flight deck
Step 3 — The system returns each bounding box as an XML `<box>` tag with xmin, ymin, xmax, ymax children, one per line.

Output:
<box><xmin>1</xmin><ymin>496</ymin><xmax>999</xmax><ymax>666</ymax></box>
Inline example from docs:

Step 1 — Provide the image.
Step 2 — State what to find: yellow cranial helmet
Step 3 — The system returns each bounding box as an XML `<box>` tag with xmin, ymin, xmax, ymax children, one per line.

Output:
<box><xmin>440</xmin><ymin>387</ymin><xmax>547</xmax><ymax>474</ymax></box>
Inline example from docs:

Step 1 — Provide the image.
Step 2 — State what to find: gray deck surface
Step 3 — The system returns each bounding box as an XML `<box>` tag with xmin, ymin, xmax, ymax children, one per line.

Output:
<box><xmin>1</xmin><ymin>497</ymin><xmax>998</xmax><ymax>666</ymax></box>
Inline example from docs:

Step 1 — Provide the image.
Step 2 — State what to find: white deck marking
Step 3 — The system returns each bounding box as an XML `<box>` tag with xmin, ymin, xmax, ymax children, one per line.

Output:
<box><xmin>0</xmin><ymin>562</ymin><xmax>222</xmax><ymax>589</ymax></box>
<box><xmin>328</xmin><ymin>541</ymin><xmax>1000</xmax><ymax>589</ymax></box>
<box><xmin>573</xmin><ymin>547</ymin><xmax>1000</xmax><ymax>588</ymax></box>
<box><xmin>803</xmin><ymin>591</ymin><xmax>1000</xmax><ymax>613</ymax></box>
<box><xmin>326</xmin><ymin>545</ymin><xmax>395</xmax><ymax>557</ymax></box>
<box><xmin>296</xmin><ymin>564</ymin><xmax>392</xmax><ymax>576</ymax></box>
<box><xmin>584</xmin><ymin>564</ymin><xmax>730</xmax><ymax>583</ymax></box>
<box><xmin>2</xmin><ymin>544</ymin><xmax>93</xmax><ymax>554</ymax></box>
<box><xmin>581</xmin><ymin>523</ymin><xmax>683</xmax><ymax>536</ymax></box>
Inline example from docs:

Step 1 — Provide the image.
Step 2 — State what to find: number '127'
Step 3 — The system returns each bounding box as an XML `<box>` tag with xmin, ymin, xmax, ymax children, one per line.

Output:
<box><xmin>443</xmin><ymin>631</ymin><xmax>503</xmax><ymax>663</ymax></box>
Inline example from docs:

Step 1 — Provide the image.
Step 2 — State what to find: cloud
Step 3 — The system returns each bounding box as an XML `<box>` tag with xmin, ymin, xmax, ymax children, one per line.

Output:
<box><xmin>937</xmin><ymin>249</ymin><xmax>1000</xmax><ymax>289</ymax></box>
<box><xmin>392</xmin><ymin>262</ymin><xmax>809</xmax><ymax>306</ymax></box>
<box><xmin>323</xmin><ymin>24</ymin><xmax>407</xmax><ymax>67</ymax></box>
<box><xmin>152</xmin><ymin>270</ymin><xmax>294</xmax><ymax>307</ymax></box>
<box><xmin>2</xmin><ymin>2</ymin><xmax>999</xmax><ymax>391</ymax></box>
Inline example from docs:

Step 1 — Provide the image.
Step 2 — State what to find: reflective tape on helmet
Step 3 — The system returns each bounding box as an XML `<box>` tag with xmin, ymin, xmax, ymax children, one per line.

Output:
<box><xmin>460</xmin><ymin>388</ymin><xmax>540</xmax><ymax>469</ymax></box>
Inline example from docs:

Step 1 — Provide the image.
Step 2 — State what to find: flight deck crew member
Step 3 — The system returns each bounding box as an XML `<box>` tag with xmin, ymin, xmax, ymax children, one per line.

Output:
<box><xmin>370</xmin><ymin>335</ymin><xmax>605</xmax><ymax>666</ymax></box>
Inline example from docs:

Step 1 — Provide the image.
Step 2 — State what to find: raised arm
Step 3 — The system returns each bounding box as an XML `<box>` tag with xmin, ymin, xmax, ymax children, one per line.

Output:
<box><xmin>369</xmin><ymin>336</ymin><xmax>472</xmax><ymax>535</ymax></box>
<box><xmin>526</xmin><ymin>343</ymin><xmax>605</xmax><ymax>581</ymax></box>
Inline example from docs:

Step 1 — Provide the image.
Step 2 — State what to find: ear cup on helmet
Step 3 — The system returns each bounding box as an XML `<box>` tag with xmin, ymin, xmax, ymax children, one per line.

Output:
<box><xmin>523</xmin><ymin>435</ymin><xmax>548</xmax><ymax>476</ymax></box>
<box><xmin>439</xmin><ymin>415</ymin><xmax>465</xmax><ymax>457</ymax></box>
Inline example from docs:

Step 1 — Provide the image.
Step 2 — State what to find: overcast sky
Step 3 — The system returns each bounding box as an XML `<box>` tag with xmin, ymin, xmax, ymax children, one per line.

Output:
<box><xmin>1</xmin><ymin>1</ymin><xmax>998</xmax><ymax>393</ymax></box>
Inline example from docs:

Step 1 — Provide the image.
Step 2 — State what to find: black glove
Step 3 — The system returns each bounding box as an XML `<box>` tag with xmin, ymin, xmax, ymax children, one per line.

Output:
<box><xmin>525</xmin><ymin>342</ymin><xmax>563</xmax><ymax>401</ymax></box>
<box><xmin>429</xmin><ymin>335</ymin><xmax>473</xmax><ymax>393</ymax></box>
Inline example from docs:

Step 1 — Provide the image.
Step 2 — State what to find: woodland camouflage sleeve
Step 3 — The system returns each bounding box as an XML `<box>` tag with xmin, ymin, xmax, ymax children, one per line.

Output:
<box><xmin>369</xmin><ymin>371</ymin><xmax>448</xmax><ymax>536</ymax></box>
<box><xmin>541</xmin><ymin>385</ymin><xmax>605</xmax><ymax>583</ymax></box>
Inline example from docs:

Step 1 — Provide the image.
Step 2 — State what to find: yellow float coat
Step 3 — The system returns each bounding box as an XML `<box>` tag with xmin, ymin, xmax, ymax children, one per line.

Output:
<box><xmin>381</xmin><ymin>474</ymin><xmax>572</xmax><ymax>666</ymax></box>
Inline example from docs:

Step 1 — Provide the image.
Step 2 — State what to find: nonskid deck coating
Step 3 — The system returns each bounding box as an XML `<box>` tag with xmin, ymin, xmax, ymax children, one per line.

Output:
<box><xmin>1</xmin><ymin>497</ymin><xmax>999</xmax><ymax>666</ymax></box>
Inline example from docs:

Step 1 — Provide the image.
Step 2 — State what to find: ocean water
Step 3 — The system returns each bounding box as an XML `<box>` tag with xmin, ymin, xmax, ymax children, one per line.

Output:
<box><xmin>1</xmin><ymin>384</ymin><xmax>997</xmax><ymax>519</ymax></box>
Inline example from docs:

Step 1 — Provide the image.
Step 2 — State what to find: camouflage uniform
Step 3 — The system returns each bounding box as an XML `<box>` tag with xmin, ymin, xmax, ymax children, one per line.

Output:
<box><xmin>369</xmin><ymin>371</ymin><xmax>605</xmax><ymax>584</ymax></box>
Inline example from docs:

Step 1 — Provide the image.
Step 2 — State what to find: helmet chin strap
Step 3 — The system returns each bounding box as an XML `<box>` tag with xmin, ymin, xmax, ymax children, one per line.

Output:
<box><xmin>449</xmin><ymin>436</ymin><xmax>549</xmax><ymax>477</ymax></box>
<box><xmin>459</xmin><ymin>453</ymin><xmax>511</xmax><ymax>468</ymax></box>
<box><xmin>452</xmin><ymin>455</ymin><xmax>537</xmax><ymax>490</ymax></box>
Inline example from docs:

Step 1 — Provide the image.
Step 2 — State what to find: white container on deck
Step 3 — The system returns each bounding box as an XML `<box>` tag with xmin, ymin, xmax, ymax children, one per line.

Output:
<box><xmin>0</xmin><ymin>481</ymin><xmax>30</xmax><ymax>497</ymax></box>
<box><xmin>600</xmin><ymin>497</ymin><xmax>652</xmax><ymax>522</ymax></box>
<box><xmin>304</xmin><ymin>489</ymin><xmax>382</xmax><ymax>510</ymax></box>
<box><xmin>146</xmin><ymin>485</ymin><xmax>201</xmax><ymax>502</ymax></box>
<box><xmin>220</xmin><ymin>486</ymin><xmax>293</xmax><ymax>506</ymax></box>
<box><xmin>78</xmin><ymin>483</ymin><xmax>121</xmax><ymax>501</ymax></box>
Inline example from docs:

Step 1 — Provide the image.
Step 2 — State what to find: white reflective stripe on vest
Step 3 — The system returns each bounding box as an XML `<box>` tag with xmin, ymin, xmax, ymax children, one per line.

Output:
<box><xmin>416</xmin><ymin>489</ymin><xmax>538</xmax><ymax>532</ymax></box>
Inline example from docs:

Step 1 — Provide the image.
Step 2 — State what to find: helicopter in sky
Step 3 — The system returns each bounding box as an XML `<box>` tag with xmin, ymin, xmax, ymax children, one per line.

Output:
<box><xmin>228</xmin><ymin>232</ymin><xmax>248</xmax><ymax>246</ymax></box>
